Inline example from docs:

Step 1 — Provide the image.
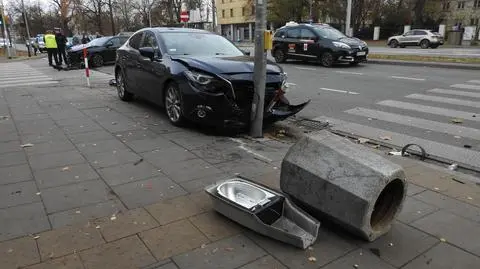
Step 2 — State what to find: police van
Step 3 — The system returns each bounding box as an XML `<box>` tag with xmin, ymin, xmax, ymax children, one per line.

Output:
<box><xmin>272</xmin><ymin>21</ymin><xmax>369</xmax><ymax>67</ymax></box>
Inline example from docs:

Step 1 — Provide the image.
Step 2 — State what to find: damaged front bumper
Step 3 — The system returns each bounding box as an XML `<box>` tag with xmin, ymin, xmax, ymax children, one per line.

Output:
<box><xmin>181</xmin><ymin>79</ymin><xmax>310</xmax><ymax>129</ymax></box>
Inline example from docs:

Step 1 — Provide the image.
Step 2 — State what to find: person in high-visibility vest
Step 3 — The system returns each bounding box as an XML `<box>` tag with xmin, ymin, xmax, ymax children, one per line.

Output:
<box><xmin>44</xmin><ymin>30</ymin><xmax>59</xmax><ymax>67</ymax></box>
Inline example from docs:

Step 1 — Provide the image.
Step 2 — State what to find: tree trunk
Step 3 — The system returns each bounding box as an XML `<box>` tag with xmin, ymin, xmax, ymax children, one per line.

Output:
<box><xmin>108</xmin><ymin>0</ymin><xmax>115</xmax><ymax>35</ymax></box>
<box><xmin>472</xmin><ymin>22</ymin><xmax>480</xmax><ymax>46</ymax></box>
<box><xmin>413</xmin><ymin>0</ymin><xmax>427</xmax><ymax>27</ymax></box>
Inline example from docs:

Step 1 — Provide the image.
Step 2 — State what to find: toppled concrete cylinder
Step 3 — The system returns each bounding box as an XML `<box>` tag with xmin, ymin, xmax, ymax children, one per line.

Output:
<box><xmin>280</xmin><ymin>131</ymin><xmax>407</xmax><ymax>241</ymax></box>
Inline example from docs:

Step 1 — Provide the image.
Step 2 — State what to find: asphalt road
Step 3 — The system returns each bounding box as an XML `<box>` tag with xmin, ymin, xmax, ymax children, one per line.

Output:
<box><xmin>94</xmin><ymin>61</ymin><xmax>480</xmax><ymax>173</ymax></box>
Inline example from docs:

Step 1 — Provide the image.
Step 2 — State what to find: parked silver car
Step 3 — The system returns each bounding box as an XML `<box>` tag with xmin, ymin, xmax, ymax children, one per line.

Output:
<box><xmin>387</xmin><ymin>29</ymin><xmax>444</xmax><ymax>49</ymax></box>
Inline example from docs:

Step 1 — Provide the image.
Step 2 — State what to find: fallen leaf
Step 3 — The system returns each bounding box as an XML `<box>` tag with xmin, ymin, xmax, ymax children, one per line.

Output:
<box><xmin>61</xmin><ymin>166</ymin><xmax>70</xmax><ymax>171</ymax></box>
<box><xmin>110</xmin><ymin>215</ymin><xmax>117</xmax><ymax>221</ymax></box>
<box><xmin>434</xmin><ymin>187</ymin><xmax>440</xmax><ymax>191</ymax></box>
<box><xmin>358</xmin><ymin>138</ymin><xmax>370</xmax><ymax>144</ymax></box>
<box><xmin>224</xmin><ymin>247</ymin><xmax>234</xmax><ymax>251</ymax></box>
<box><xmin>308</xmin><ymin>256</ymin><xmax>317</xmax><ymax>262</ymax></box>
<box><xmin>451</xmin><ymin>118</ymin><xmax>463</xmax><ymax>124</ymax></box>
<box><xmin>20</xmin><ymin>143</ymin><xmax>34</xmax><ymax>148</ymax></box>
<box><xmin>380</xmin><ymin>135</ymin><xmax>392</xmax><ymax>141</ymax></box>
<box><xmin>440</xmin><ymin>238</ymin><xmax>447</xmax><ymax>242</ymax></box>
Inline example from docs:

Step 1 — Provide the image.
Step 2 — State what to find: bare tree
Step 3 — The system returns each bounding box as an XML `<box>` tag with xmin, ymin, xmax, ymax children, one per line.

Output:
<box><xmin>117</xmin><ymin>0</ymin><xmax>134</xmax><ymax>30</ymax></box>
<box><xmin>106</xmin><ymin>0</ymin><xmax>116</xmax><ymax>34</ymax></box>
<box><xmin>82</xmin><ymin>0</ymin><xmax>106</xmax><ymax>34</ymax></box>
<box><xmin>51</xmin><ymin>0</ymin><xmax>74</xmax><ymax>33</ymax></box>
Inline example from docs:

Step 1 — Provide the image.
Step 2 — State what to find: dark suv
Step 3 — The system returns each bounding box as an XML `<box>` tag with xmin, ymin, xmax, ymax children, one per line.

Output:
<box><xmin>272</xmin><ymin>23</ymin><xmax>369</xmax><ymax>67</ymax></box>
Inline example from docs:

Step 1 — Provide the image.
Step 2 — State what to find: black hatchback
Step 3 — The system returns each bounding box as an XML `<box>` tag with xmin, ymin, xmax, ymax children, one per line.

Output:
<box><xmin>272</xmin><ymin>23</ymin><xmax>369</xmax><ymax>67</ymax></box>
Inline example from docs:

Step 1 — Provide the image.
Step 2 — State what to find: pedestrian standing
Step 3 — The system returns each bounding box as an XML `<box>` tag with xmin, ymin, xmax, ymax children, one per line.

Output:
<box><xmin>55</xmin><ymin>29</ymin><xmax>68</xmax><ymax>66</ymax></box>
<box><xmin>44</xmin><ymin>30</ymin><xmax>59</xmax><ymax>67</ymax></box>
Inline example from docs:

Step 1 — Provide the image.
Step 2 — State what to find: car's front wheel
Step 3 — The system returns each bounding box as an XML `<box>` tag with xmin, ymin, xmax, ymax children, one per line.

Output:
<box><xmin>430</xmin><ymin>44</ymin><xmax>439</xmax><ymax>49</ymax></box>
<box><xmin>420</xmin><ymin>39</ymin><xmax>430</xmax><ymax>49</ymax></box>
<box><xmin>91</xmin><ymin>54</ymin><xmax>104</xmax><ymax>67</ymax></box>
<box><xmin>389</xmin><ymin>40</ymin><xmax>399</xmax><ymax>48</ymax></box>
<box><xmin>164</xmin><ymin>82</ymin><xmax>185</xmax><ymax>126</ymax></box>
<box><xmin>320</xmin><ymin>52</ymin><xmax>334</xmax><ymax>67</ymax></box>
<box><xmin>116</xmin><ymin>70</ymin><xmax>133</xmax><ymax>101</ymax></box>
<box><xmin>273</xmin><ymin>49</ymin><xmax>287</xmax><ymax>63</ymax></box>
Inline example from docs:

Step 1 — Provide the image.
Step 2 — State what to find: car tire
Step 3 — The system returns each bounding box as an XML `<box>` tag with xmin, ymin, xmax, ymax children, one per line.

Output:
<box><xmin>91</xmin><ymin>54</ymin><xmax>104</xmax><ymax>67</ymax></box>
<box><xmin>164</xmin><ymin>82</ymin><xmax>185</xmax><ymax>126</ymax></box>
<box><xmin>420</xmin><ymin>39</ymin><xmax>430</xmax><ymax>49</ymax></box>
<box><xmin>320</xmin><ymin>52</ymin><xmax>334</xmax><ymax>67</ymax></box>
<box><xmin>116</xmin><ymin>70</ymin><xmax>133</xmax><ymax>102</ymax></box>
<box><xmin>389</xmin><ymin>40</ymin><xmax>399</xmax><ymax>48</ymax></box>
<box><xmin>430</xmin><ymin>44</ymin><xmax>439</xmax><ymax>49</ymax></box>
<box><xmin>273</xmin><ymin>49</ymin><xmax>287</xmax><ymax>63</ymax></box>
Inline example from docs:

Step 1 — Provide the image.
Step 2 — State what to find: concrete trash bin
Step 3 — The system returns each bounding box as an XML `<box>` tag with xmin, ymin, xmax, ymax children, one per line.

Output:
<box><xmin>280</xmin><ymin>131</ymin><xmax>407</xmax><ymax>241</ymax></box>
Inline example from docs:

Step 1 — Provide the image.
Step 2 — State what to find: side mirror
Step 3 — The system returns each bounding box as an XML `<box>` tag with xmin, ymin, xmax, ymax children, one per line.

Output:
<box><xmin>243</xmin><ymin>50</ymin><xmax>251</xmax><ymax>56</ymax></box>
<box><xmin>139</xmin><ymin>47</ymin><xmax>159</xmax><ymax>61</ymax></box>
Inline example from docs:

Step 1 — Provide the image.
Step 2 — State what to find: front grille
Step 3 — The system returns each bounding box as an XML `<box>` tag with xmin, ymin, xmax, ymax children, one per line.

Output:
<box><xmin>231</xmin><ymin>81</ymin><xmax>278</xmax><ymax>106</ymax></box>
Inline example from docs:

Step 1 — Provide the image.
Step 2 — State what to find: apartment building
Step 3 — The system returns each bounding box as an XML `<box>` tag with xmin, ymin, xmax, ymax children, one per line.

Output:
<box><xmin>216</xmin><ymin>0</ymin><xmax>255</xmax><ymax>41</ymax></box>
<box><xmin>441</xmin><ymin>0</ymin><xmax>480</xmax><ymax>26</ymax></box>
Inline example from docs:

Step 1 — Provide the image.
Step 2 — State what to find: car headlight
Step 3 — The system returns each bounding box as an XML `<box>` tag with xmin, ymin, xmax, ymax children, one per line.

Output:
<box><xmin>184</xmin><ymin>70</ymin><xmax>224</xmax><ymax>94</ymax></box>
<box><xmin>184</xmin><ymin>70</ymin><xmax>213</xmax><ymax>85</ymax></box>
<box><xmin>332</xmin><ymin>42</ymin><xmax>351</xmax><ymax>49</ymax></box>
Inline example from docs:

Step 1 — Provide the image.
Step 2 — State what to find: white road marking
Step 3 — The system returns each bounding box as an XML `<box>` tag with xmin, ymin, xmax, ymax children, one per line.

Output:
<box><xmin>377</xmin><ymin>100</ymin><xmax>480</xmax><ymax>122</ymax></box>
<box><xmin>428</xmin><ymin>88</ymin><xmax>480</xmax><ymax>98</ymax></box>
<box><xmin>406</xmin><ymin>94</ymin><xmax>480</xmax><ymax>108</ymax></box>
<box><xmin>320</xmin><ymin>87</ymin><xmax>359</xmax><ymax>95</ymax></box>
<box><xmin>0</xmin><ymin>77</ymin><xmax>54</xmax><ymax>83</ymax></box>
<box><xmin>451</xmin><ymin>84</ymin><xmax>480</xmax><ymax>91</ymax></box>
<box><xmin>230</xmin><ymin>138</ymin><xmax>272</xmax><ymax>163</ymax></box>
<box><xmin>335</xmin><ymin>71</ymin><xmax>364</xmax><ymax>75</ymax></box>
<box><xmin>0</xmin><ymin>80</ymin><xmax>58</xmax><ymax>88</ymax></box>
<box><xmin>390</xmin><ymin>76</ymin><xmax>426</xmax><ymax>81</ymax></box>
<box><xmin>294</xmin><ymin>66</ymin><xmax>317</xmax><ymax>71</ymax></box>
<box><xmin>467</xmin><ymin>80</ymin><xmax>480</xmax><ymax>84</ymax></box>
<box><xmin>345</xmin><ymin>107</ymin><xmax>480</xmax><ymax>140</ymax></box>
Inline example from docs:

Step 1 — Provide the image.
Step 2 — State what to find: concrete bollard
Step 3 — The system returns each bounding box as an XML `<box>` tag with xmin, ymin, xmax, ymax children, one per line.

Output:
<box><xmin>280</xmin><ymin>131</ymin><xmax>407</xmax><ymax>241</ymax></box>
<box><xmin>373</xmin><ymin>26</ymin><xmax>380</xmax><ymax>41</ymax></box>
<box><xmin>404</xmin><ymin>25</ymin><xmax>411</xmax><ymax>34</ymax></box>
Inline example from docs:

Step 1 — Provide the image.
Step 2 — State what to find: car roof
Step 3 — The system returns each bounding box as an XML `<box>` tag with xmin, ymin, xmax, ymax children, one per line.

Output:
<box><xmin>147</xmin><ymin>27</ymin><xmax>211</xmax><ymax>34</ymax></box>
<box><xmin>277</xmin><ymin>23</ymin><xmax>330</xmax><ymax>31</ymax></box>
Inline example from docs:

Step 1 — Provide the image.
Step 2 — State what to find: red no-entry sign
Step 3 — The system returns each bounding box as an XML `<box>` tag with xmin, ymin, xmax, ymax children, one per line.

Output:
<box><xmin>180</xmin><ymin>11</ymin><xmax>189</xmax><ymax>22</ymax></box>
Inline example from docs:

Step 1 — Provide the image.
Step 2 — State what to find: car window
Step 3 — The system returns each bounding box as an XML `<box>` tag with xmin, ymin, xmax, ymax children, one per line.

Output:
<box><xmin>119</xmin><ymin>37</ymin><xmax>129</xmax><ymax>44</ymax></box>
<box><xmin>141</xmin><ymin>32</ymin><xmax>159</xmax><ymax>51</ymax></box>
<box><xmin>300</xmin><ymin>29</ymin><xmax>316</xmax><ymax>40</ymax></box>
<box><xmin>414</xmin><ymin>30</ymin><xmax>427</xmax><ymax>35</ymax></box>
<box><xmin>274</xmin><ymin>30</ymin><xmax>285</xmax><ymax>38</ymax></box>
<box><xmin>313</xmin><ymin>27</ymin><xmax>346</xmax><ymax>40</ymax></box>
<box><xmin>129</xmin><ymin>32</ymin><xmax>143</xmax><ymax>49</ymax></box>
<box><xmin>286</xmin><ymin>28</ymin><xmax>300</xmax><ymax>39</ymax></box>
<box><xmin>404</xmin><ymin>31</ymin><xmax>414</xmax><ymax>36</ymax></box>
<box><xmin>160</xmin><ymin>32</ymin><xmax>243</xmax><ymax>56</ymax></box>
<box><xmin>109</xmin><ymin>37</ymin><xmax>122</xmax><ymax>47</ymax></box>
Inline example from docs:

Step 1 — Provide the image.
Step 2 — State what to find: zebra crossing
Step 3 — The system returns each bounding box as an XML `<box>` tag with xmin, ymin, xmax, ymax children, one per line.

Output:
<box><xmin>316</xmin><ymin>79</ymin><xmax>480</xmax><ymax>171</ymax></box>
<box><xmin>0</xmin><ymin>62</ymin><xmax>58</xmax><ymax>88</ymax></box>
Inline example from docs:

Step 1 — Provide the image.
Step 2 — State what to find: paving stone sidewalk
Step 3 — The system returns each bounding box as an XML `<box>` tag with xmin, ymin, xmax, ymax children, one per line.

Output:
<box><xmin>1</xmin><ymin>59</ymin><xmax>480</xmax><ymax>269</ymax></box>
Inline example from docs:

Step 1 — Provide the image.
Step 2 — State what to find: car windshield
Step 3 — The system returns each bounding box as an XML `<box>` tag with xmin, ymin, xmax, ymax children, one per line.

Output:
<box><xmin>313</xmin><ymin>26</ymin><xmax>346</xmax><ymax>40</ymax></box>
<box><xmin>87</xmin><ymin>37</ymin><xmax>110</xmax><ymax>47</ymax></box>
<box><xmin>160</xmin><ymin>32</ymin><xmax>243</xmax><ymax>56</ymax></box>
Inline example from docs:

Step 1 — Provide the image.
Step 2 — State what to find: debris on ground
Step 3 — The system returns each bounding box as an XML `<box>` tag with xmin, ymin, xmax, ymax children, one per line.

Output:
<box><xmin>33</xmin><ymin>235</ymin><xmax>40</xmax><ymax>240</ymax></box>
<box><xmin>440</xmin><ymin>238</ymin><xmax>447</xmax><ymax>242</ymax></box>
<box><xmin>454</xmin><ymin>136</ymin><xmax>461</xmax><ymax>139</ymax></box>
<box><xmin>7</xmin><ymin>249</ymin><xmax>13</xmax><ymax>253</ymax></box>
<box><xmin>388</xmin><ymin>151</ymin><xmax>402</xmax><ymax>156</ymax></box>
<box><xmin>36</xmin><ymin>192</ymin><xmax>41</xmax><ymax>196</ymax></box>
<box><xmin>448</xmin><ymin>163</ymin><xmax>458</xmax><ymax>171</ymax></box>
<box><xmin>0</xmin><ymin>116</ymin><xmax>9</xmax><ymax>120</ymax></box>
<box><xmin>20</xmin><ymin>143</ymin><xmax>34</xmax><ymax>148</ymax></box>
<box><xmin>380</xmin><ymin>135</ymin><xmax>392</xmax><ymax>141</ymax></box>
<box><xmin>201</xmin><ymin>244</ymin><xmax>207</xmax><ymax>249</ymax></box>
<box><xmin>308</xmin><ymin>256</ymin><xmax>317</xmax><ymax>262</ymax></box>
<box><xmin>111</xmin><ymin>122</ymin><xmax>117</xmax><ymax>125</ymax></box>
<box><xmin>224</xmin><ymin>247</ymin><xmax>234</xmax><ymax>251</ymax></box>
<box><xmin>451</xmin><ymin>178</ymin><xmax>465</xmax><ymax>184</ymax></box>
<box><xmin>61</xmin><ymin>166</ymin><xmax>70</xmax><ymax>171</ymax></box>
<box><xmin>467</xmin><ymin>196</ymin><xmax>473</xmax><ymax>200</ymax></box>
<box><xmin>133</xmin><ymin>158</ymin><xmax>143</xmax><ymax>166</ymax></box>
<box><xmin>75</xmin><ymin>210</ymin><xmax>81</xmax><ymax>214</ymax></box>
<box><xmin>95</xmin><ymin>225</ymin><xmax>100</xmax><ymax>229</ymax></box>
<box><xmin>110</xmin><ymin>215</ymin><xmax>117</xmax><ymax>221</ymax></box>
<box><xmin>357</xmin><ymin>138</ymin><xmax>370</xmax><ymax>144</ymax></box>
<box><xmin>372</xmin><ymin>144</ymin><xmax>381</xmax><ymax>149</ymax></box>
<box><xmin>451</xmin><ymin>118</ymin><xmax>463</xmax><ymax>124</ymax></box>
<box><xmin>388</xmin><ymin>242</ymin><xmax>394</xmax><ymax>247</ymax></box>
<box><xmin>353</xmin><ymin>264</ymin><xmax>359</xmax><ymax>268</ymax></box>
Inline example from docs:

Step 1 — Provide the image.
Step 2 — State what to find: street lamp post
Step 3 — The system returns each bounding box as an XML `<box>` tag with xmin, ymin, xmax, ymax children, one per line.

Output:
<box><xmin>345</xmin><ymin>0</ymin><xmax>352</xmax><ymax>36</ymax></box>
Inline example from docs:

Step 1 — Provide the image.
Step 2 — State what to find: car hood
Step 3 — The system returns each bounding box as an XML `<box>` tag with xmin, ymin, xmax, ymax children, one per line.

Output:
<box><xmin>338</xmin><ymin>37</ymin><xmax>366</xmax><ymax>46</ymax></box>
<box><xmin>170</xmin><ymin>55</ymin><xmax>283</xmax><ymax>75</ymax></box>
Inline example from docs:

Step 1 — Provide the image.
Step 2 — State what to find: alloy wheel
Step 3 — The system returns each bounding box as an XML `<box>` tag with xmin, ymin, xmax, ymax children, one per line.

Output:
<box><xmin>117</xmin><ymin>73</ymin><xmax>125</xmax><ymax>98</ymax></box>
<box><xmin>165</xmin><ymin>85</ymin><xmax>182</xmax><ymax>123</ymax></box>
<box><xmin>321</xmin><ymin>52</ymin><xmax>334</xmax><ymax>67</ymax></box>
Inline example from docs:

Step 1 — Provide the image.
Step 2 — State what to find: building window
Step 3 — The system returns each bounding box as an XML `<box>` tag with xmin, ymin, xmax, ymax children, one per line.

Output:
<box><xmin>475</xmin><ymin>0</ymin><xmax>480</xmax><ymax>8</ymax></box>
<box><xmin>442</xmin><ymin>2</ymin><xmax>450</xmax><ymax>10</ymax></box>
<box><xmin>471</xmin><ymin>18</ymin><xmax>479</xmax><ymax>25</ymax></box>
<box><xmin>222</xmin><ymin>10</ymin><xmax>225</xmax><ymax>18</ymax></box>
<box><xmin>457</xmin><ymin>1</ymin><xmax>465</xmax><ymax>9</ymax></box>
<box><xmin>230</xmin><ymin>8</ymin><xmax>234</xmax><ymax>17</ymax></box>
